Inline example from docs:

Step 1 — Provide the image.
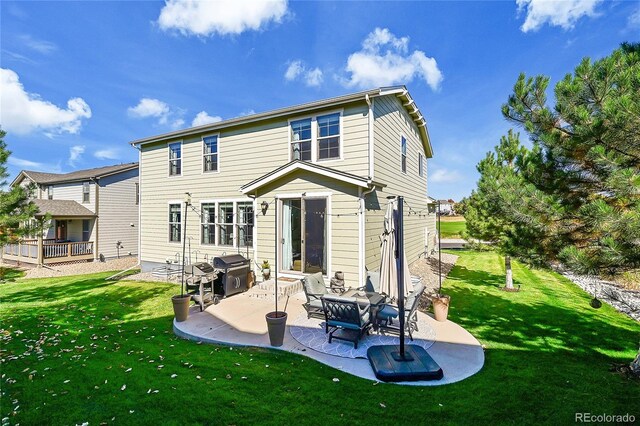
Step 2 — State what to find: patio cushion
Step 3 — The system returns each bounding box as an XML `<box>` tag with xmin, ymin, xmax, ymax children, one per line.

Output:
<box><xmin>377</xmin><ymin>305</ymin><xmax>399</xmax><ymax>319</ymax></box>
<box><xmin>364</xmin><ymin>270</ymin><xmax>380</xmax><ymax>293</ymax></box>
<box><xmin>308</xmin><ymin>299</ymin><xmax>323</xmax><ymax>310</ymax></box>
<box><xmin>304</xmin><ymin>272</ymin><xmax>327</xmax><ymax>297</ymax></box>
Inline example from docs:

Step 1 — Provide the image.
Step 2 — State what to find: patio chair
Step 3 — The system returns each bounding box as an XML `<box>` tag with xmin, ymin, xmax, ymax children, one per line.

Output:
<box><xmin>376</xmin><ymin>282</ymin><xmax>426</xmax><ymax>341</ymax></box>
<box><xmin>321</xmin><ymin>295</ymin><xmax>371</xmax><ymax>349</ymax></box>
<box><xmin>363</xmin><ymin>270</ymin><xmax>381</xmax><ymax>293</ymax></box>
<box><xmin>302</xmin><ymin>272</ymin><xmax>330</xmax><ymax>319</ymax></box>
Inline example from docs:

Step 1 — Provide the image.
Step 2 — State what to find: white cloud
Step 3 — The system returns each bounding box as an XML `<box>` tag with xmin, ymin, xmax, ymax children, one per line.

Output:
<box><xmin>239</xmin><ymin>109</ymin><xmax>256</xmax><ymax>117</ymax></box>
<box><xmin>516</xmin><ymin>0</ymin><xmax>601</xmax><ymax>32</ymax></box>
<box><xmin>8</xmin><ymin>157</ymin><xmax>43</xmax><ymax>168</ymax></box>
<box><xmin>127</xmin><ymin>98</ymin><xmax>170</xmax><ymax>123</ymax></box>
<box><xmin>284</xmin><ymin>60</ymin><xmax>323</xmax><ymax>87</ymax></box>
<box><xmin>94</xmin><ymin>148</ymin><xmax>120</xmax><ymax>160</ymax></box>
<box><xmin>430</xmin><ymin>168</ymin><xmax>463</xmax><ymax>184</ymax></box>
<box><xmin>8</xmin><ymin>156</ymin><xmax>61</xmax><ymax>172</ymax></box>
<box><xmin>68</xmin><ymin>145</ymin><xmax>85</xmax><ymax>167</ymax></box>
<box><xmin>18</xmin><ymin>34</ymin><xmax>57</xmax><ymax>54</ymax></box>
<box><xmin>0</xmin><ymin>68</ymin><xmax>91</xmax><ymax>136</ymax></box>
<box><xmin>158</xmin><ymin>0</ymin><xmax>288</xmax><ymax>37</ymax></box>
<box><xmin>343</xmin><ymin>28</ymin><xmax>443</xmax><ymax>91</ymax></box>
<box><xmin>192</xmin><ymin>111</ymin><xmax>222</xmax><ymax>127</ymax></box>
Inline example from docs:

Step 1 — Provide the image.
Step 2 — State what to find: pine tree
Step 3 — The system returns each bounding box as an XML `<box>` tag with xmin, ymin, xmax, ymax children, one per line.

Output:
<box><xmin>0</xmin><ymin>130</ymin><xmax>39</xmax><ymax>249</ymax></box>
<box><xmin>500</xmin><ymin>43</ymin><xmax>640</xmax><ymax>276</ymax></box>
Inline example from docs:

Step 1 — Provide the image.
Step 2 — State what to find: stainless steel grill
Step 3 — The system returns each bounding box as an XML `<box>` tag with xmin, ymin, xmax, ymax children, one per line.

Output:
<box><xmin>213</xmin><ymin>254</ymin><xmax>250</xmax><ymax>297</ymax></box>
<box><xmin>185</xmin><ymin>262</ymin><xmax>218</xmax><ymax>310</ymax></box>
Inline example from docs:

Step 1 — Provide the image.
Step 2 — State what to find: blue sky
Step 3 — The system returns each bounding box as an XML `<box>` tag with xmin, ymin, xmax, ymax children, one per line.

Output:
<box><xmin>1</xmin><ymin>0</ymin><xmax>638</xmax><ymax>200</ymax></box>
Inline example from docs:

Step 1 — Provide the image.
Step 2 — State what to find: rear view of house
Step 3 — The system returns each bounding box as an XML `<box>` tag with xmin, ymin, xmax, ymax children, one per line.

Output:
<box><xmin>5</xmin><ymin>163</ymin><xmax>139</xmax><ymax>265</ymax></box>
<box><xmin>132</xmin><ymin>86</ymin><xmax>436</xmax><ymax>286</ymax></box>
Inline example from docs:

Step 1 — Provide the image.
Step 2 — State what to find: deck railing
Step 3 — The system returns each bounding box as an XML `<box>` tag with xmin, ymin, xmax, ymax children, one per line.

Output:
<box><xmin>3</xmin><ymin>240</ymin><xmax>94</xmax><ymax>263</ymax></box>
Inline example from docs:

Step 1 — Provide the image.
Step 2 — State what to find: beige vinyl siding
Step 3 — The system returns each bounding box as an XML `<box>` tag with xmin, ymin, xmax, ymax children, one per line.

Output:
<box><xmin>366</xmin><ymin>95</ymin><xmax>434</xmax><ymax>270</ymax></box>
<box><xmin>97</xmin><ymin>169</ymin><xmax>139</xmax><ymax>259</ymax></box>
<box><xmin>139</xmin><ymin>101</ymin><xmax>370</xmax><ymax>272</ymax></box>
<box><xmin>49</xmin><ymin>182</ymin><xmax>95</xmax><ymax>212</ymax></box>
<box><xmin>255</xmin><ymin>171</ymin><xmax>360</xmax><ymax>281</ymax></box>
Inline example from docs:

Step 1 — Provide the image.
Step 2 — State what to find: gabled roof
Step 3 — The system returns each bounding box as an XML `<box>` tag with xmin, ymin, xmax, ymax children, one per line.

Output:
<box><xmin>12</xmin><ymin>163</ymin><xmax>138</xmax><ymax>187</ymax></box>
<box><xmin>130</xmin><ymin>86</ymin><xmax>433</xmax><ymax>158</ymax></box>
<box><xmin>32</xmin><ymin>199</ymin><xmax>96</xmax><ymax>218</ymax></box>
<box><xmin>240</xmin><ymin>160</ymin><xmax>384</xmax><ymax>194</ymax></box>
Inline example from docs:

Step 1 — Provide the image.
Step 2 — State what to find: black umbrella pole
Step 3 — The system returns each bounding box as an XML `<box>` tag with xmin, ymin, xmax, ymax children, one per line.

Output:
<box><xmin>274</xmin><ymin>198</ymin><xmax>278</xmax><ymax>315</ymax></box>
<box><xmin>397</xmin><ymin>196</ymin><xmax>405</xmax><ymax>357</ymax></box>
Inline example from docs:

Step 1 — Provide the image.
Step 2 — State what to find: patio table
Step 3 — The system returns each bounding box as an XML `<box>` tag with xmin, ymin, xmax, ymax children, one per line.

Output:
<box><xmin>342</xmin><ymin>289</ymin><xmax>387</xmax><ymax>330</ymax></box>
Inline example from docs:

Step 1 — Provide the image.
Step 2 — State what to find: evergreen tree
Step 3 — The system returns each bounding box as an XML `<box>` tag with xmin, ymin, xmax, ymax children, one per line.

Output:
<box><xmin>0</xmin><ymin>130</ymin><xmax>39</xmax><ymax>248</ymax></box>
<box><xmin>499</xmin><ymin>43</ymin><xmax>640</xmax><ymax>276</ymax></box>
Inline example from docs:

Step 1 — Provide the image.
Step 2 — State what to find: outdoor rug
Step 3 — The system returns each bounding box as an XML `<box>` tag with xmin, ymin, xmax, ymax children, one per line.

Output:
<box><xmin>289</xmin><ymin>313</ymin><xmax>436</xmax><ymax>359</ymax></box>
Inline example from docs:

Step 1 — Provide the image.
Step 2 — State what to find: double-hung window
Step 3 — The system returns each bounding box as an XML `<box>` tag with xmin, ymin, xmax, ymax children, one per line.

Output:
<box><xmin>201</xmin><ymin>203</ymin><xmax>216</xmax><ymax>245</ymax></box>
<box><xmin>217</xmin><ymin>202</ymin><xmax>234</xmax><ymax>246</ymax></box>
<box><xmin>317</xmin><ymin>113</ymin><xmax>340</xmax><ymax>160</ymax></box>
<box><xmin>290</xmin><ymin>118</ymin><xmax>312</xmax><ymax>161</ymax></box>
<box><xmin>82</xmin><ymin>181</ymin><xmax>90</xmax><ymax>203</ymax></box>
<box><xmin>203</xmin><ymin>136</ymin><xmax>218</xmax><ymax>172</ymax></box>
<box><xmin>169</xmin><ymin>203</ymin><xmax>181</xmax><ymax>242</ymax></box>
<box><xmin>82</xmin><ymin>219</ymin><xmax>91</xmax><ymax>242</ymax></box>
<box><xmin>47</xmin><ymin>185</ymin><xmax>53</xmax><ymax>200</ymax></box>
<box><xmin>169</xmin><ymin>143</ymin><xmax>181</xmax><ymax>176</ymax></box>
<box><xmin>236</xmin><ymin>202</ymin><xmax>254</xmax><ymax>247</ymax></box>
<box><xmin>418</xmin><ymin>153</ymin><xmax>424</xmax><ymax>177</ymax></box>
<box><xmin>401</xmin><ymin>136</ymin><xmax>407</xmax><ymax>174</ymax></box>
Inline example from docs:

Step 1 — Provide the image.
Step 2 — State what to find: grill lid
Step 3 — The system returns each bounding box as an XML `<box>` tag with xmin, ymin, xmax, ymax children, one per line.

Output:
<box><xmin>213</xmin><ymin>254</ymin><xmax>249</xmax><ymax>268</ymax></box>
<box><xmin>187</xmin><ymin>262</ymin><xmax>216</xmax><ymax>275</ymax></box>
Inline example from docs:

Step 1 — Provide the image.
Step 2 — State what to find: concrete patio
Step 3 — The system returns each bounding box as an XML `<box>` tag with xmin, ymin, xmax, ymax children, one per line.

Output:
<box><xmin>173</xmin><ymin>287</ymin><xmax>485</xmax><ymax>386</ymax></box>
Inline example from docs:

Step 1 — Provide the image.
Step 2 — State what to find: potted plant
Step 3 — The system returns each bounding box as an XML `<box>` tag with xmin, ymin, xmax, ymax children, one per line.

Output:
<box><xmin>265</xmin><ymin>201</ymin><xmax>287</xmax><ymax>346</ymax></box>
<box><xmin>261</xmin><ymin>260</ymin><xmax>270</xmax><ymax>281</ymax></box>
<box><xmin>431</xmin><ymin>202</ymin><xmax>450</xmax><ymax>322</ymax></box>
<box><xmin>172</xmin><ymin>194</ymin><xmax>192</xmax><ymax>322</ymax></box>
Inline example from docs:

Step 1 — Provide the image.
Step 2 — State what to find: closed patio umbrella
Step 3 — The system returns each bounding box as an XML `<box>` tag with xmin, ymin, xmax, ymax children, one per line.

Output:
<box><xmin>378</xmin><ymin>198</ymin><xmax>413</xmax><ymax>300</ymax></box>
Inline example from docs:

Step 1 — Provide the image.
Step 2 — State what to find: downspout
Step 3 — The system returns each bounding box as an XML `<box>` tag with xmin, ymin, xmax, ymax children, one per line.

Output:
<box><xmin>91</xmin><ymin>176</ymin><xmax>99</xmax><ymax>261</ymax></box>
<box><xmin>133</xmin><ymin>144</ymin><xmax>142</xmax><ymax>268</ymax></box>
<box><xmin>365</xmin><ymin>94</ymin><xmax>374</xmax><ymax>180</ymax></box>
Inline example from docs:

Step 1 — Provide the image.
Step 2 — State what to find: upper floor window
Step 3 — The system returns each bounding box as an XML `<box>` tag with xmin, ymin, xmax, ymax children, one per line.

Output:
<box><xmin>418</xmin><ymin>153</ymin><xmax>424</xmax><ymax>177</ymax></box>
<box><xmin>317</xmin><ymin>113</ymin><xmax>340</xmax><ymax>160</ymax></box>
<box><xmin>169</xmin><ymin>203</ymin><xmax>181</xmax><ymax>242</ymax></box>
<box><xmin>47</xmin><ymin>185</ymin><xmax>53</xmax><ymax>200</ymax></box>
<box><xmin>201</xmin><ymin>203</ymin><xmax>216</xmax><ymax>245</ymax></box>
<box><xmin>401</xmin><ymin>136</ymin><xmax>407</xmax><ymax>174</ymax></box>
<box><xmin>203</xmin><ymin>136</ymin><xmax>218</xmax><ymax>172</ymax></box>
<box><xmin>82</xmin><ymin>181</ymin><xmax>90</xmax><ymax>203</ymax></box>
<box><xmin>169</xmin><ymin>142</ymin><xmax>181</xmax><ymax>176</ymax></box>
<box><xmin>217</xmin><ymin>202</ymin><xmax>234</xmax><ymax>246</ymax></box>
<box><xmin>290</xmin><ymin>118</ymin><xmax>312</xmax><ymax>161</ymax></box>
<box><xmin>236</xmin><ymin>202</ymin><xmax>254</xmax><ymax>247</ymax></box>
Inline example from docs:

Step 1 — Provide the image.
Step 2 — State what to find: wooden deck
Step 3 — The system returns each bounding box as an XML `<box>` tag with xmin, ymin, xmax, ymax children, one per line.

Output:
<box><xmin>3</xmin><ymin>239</ymin><xmax>94</xmax><ymax>264</ymax></box>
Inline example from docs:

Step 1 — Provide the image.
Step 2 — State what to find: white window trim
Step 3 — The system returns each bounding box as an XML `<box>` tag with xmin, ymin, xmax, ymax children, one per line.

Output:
<box><xmin>167</xmin><ymin>200</ymin><xmax>183</xmax><ymax>245</ymax></box>
<box><xmin>275</xmin><ymin>191</ymin><xmax>332</xmax><ymax>279</ymax></box>
<box><xmin>236</xmin><ymin>201</ymin><xmax>254</xmax><ymax>249</ymax></box>
<box><xmin>201</xmin><ymin>133</ymin><xmax>221</xmax><ymax>175</ymax></box>
<box><xmin>418</xmin><ymin>153</ymin><xmax>424</xmax><ymax>177</ymax></box>
<box><xmin>82</xmin><ymin>181</ymin><xmax>90</xmax><ymax>203</ymax></box>
<box><xmin>287</xmin><ymin>109</ymin><xmax>344</xmax><ymax>163</ymax></box>
<box><xmin>400</xmin><ymin>134</ymin><xmax>407</xmax><ymax>174</ymax></box>
<box><xmin>199</xmin><ymin>201</ymin><xmax>217</xmax><ymax>246</ymax></box>
<box><xmin>168</xmin><ymin>140</ymin><xmax>183</xmax><ymax>178</ymax></box>
<box><xmin>197</xmin><ymin>198</ymin><xmax>255</xmax><ymax>249</ymax></box>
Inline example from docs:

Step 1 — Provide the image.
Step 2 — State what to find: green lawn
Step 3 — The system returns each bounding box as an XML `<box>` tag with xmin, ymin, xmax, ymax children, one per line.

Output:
<box><xmin>439</xmin><ymin>220</ymin><xmax>467</xmax><ymax>238</ymax></box>
<box><xmin>1</xmin><ymin>251</ymin><xmax>638</xmax><ymax>425</ymax></box>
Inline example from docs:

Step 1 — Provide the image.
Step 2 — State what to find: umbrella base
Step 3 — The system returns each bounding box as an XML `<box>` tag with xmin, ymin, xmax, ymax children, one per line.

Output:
<box><xmin>367</xmin><ymin>345</ymin><xmax>443</xmax><ymax>382</ymax></box>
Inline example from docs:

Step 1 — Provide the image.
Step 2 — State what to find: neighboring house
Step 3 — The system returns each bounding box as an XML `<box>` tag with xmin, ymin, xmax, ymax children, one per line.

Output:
<box><xmin>131</xmin><ymin>86</ymin><xmax>436</xmax><ymax>286</ymax></box>
<box><xmin>438</xmin><ymin>199</ymin><xmax>456</xmax><ymax>215</ymax></box>
<box><xmin>4</xmin><ymin>163</ymin><xmax>139</xmax><ymax>265</ymax></box>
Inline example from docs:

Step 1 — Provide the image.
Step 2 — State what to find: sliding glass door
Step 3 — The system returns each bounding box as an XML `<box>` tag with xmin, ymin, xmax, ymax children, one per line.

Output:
<box><xmin>282</xmin><ymin>198</ymin><xmax>327</xmax><ymax>275</ymax></box>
